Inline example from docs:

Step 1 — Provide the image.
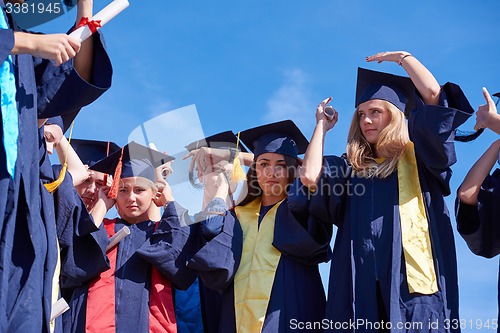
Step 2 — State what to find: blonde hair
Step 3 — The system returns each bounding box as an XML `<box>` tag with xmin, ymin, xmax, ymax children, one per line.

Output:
<box><xmin>346</xmin><ymin>100</ymin><xmax>409</xmax><ymax>178</ymax></box>
<box><xmin>118</xmin><ymin>177</ymin><xmax>158</xmax><ymax>192</ymax></box>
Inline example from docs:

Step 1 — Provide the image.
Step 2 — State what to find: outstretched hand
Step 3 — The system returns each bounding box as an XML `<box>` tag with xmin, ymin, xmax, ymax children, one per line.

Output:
<box><xmin>474</xmin><ymin>87</ymin><xmax>499</xmax><ymax>131</ymax></box>
<box><xmin>366</xmin><ymin>51</ymin><xmax>411</xmax><ymax>65</ymax></box>
<box><xmin>183</xmin><ymin>147</ymin><xmax>233</xmax><ymax>180</ymax></box>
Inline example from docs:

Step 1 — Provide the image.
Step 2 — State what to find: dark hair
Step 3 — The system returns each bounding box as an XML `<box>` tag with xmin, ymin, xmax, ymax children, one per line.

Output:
<box><xmin>237</xmin><ymin>155</ymin><xmax>298</xmax><ymax>207</ymax></box>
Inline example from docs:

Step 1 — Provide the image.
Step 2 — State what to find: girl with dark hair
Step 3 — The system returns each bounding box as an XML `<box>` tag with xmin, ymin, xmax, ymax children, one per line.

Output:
<box><xmin>187</xmin><ymin>120</ymin><xmax>331</xmax><ymax>333</ymax></box>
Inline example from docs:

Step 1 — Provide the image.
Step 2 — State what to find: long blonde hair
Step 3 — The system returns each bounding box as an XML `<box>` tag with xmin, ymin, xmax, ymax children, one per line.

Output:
<box><xmin>346</xmin><ymin>100</ymin><xmax>409</xmax><ymax>178</ymax></box>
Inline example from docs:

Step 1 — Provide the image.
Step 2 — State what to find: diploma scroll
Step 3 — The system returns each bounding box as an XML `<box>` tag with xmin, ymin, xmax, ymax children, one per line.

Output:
<box><xmin>323</xmin><ymin>106</ymin><xmax>337</xmax><ymax>121</ymax></box>
<box><xmin>69</xmin><ymin>0</ymin><xmax>130</xmax><ymax>42</ymax></box>
<box><xmin>106</xmin><ymin>226</ymin><xmax>131</xmax><ymax>252</ymax></box>
<box><xmin>50</xmin><ymin>298</ymin><xmax>70</xmax><ymax>321</ymax></box>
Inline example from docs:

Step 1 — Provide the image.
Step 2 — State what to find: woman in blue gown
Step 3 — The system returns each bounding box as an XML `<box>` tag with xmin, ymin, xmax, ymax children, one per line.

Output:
<box><xmin>1</xmin><ymin>0</ymin><xmax>111</xmax><ymax>331</ymax></box>
<box><xmin>188</xmin><ymin>120</ymin><xmax>332</xmax><ymax>333</ymax></box>
<box><xmin>289</xmin><ymin>51</ymin><xmax>474</xmax><ymax>332</ymax></box>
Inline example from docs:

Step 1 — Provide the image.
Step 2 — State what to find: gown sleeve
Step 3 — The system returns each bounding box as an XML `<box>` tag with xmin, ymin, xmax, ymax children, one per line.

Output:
<box><xmin>136</xmin><ymin>201</ymin><xmax>198</xmax><ymax>290</ymax></box>
<box><xmin>0</xmin><ymin>25</ymin><xmax>14</xmax><ymax>63</ymax></box>
<box><xmin>456</xmin><ymin>169</ymin><xmax>500</xmax><ymax>258</ymax></box>
<box><xmin>187</xmin><ymin>199</ymin><xmax>243</xmax><ymax>291</ymax></box>
<box><xmin>272</xmin><ymin>200</ymin><xmax>332</xmax><ymax>265</ymax></box>
<box><xmin>52</xmin><ymin>164</ymin><xmax>110</xmax><ymax>289</ymax></box>
<box><xmin>287</xmin><ymin>155</ymin><xmax>348</xmax><ymax>228</ymax></box>
<box><xmin>35</xmin><ymin>31</ymin><xmax>112</xmax><ymax>119</ymax></box>
<box><xmin>408</xmin><ymin>82</ymin><xmax>474</xmax><ymax>195</ymax></box>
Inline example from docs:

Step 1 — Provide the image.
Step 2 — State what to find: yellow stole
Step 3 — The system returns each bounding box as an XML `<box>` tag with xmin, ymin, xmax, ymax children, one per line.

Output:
<box><xmin>397</xmin><ymin>141</ymin><xmax>438</xmax><ymax>294</ymax></box>
<box><xmin>233</xmin><ymin>198</ymin><xmax>283</xmax><ymax>333</ymax></box>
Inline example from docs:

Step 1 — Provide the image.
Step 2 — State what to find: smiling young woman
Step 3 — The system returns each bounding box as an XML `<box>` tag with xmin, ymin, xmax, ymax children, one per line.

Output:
<box><xmin>187</xmin><ymin>120</ymin><xmax>331</xmax><ymax>333</ymax></box>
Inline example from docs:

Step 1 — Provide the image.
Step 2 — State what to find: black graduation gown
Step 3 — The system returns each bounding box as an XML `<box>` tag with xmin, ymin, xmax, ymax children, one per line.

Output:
<box><xmin>188</xmin><ymin>198</ymin><xmax>332</xmax><ymax>333</ymax></box>
<box><xmin>0</xmin><ymin>6</ymin><xmax>112</xmax><ymax>331</ymax></box>
<box><xmin>455</xmin><ymin>169</ymin><xmax>500</xmax><ymax>332</ymax></box>
<box><xmin>287</xmin><ymin>83</ymin><xmax>473</xmax><ymax>333</ymax></box>
<box><xmin>62</xmin><ymin>202</ymin><xmax>197</xmax><ymax>333</ymax></box>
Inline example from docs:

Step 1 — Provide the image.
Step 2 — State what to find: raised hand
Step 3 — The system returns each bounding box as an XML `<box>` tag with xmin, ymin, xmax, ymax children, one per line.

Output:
<box><xmin>474</xmin><ymin>87</ymin><xmax>500</xmax><ymax>132</ymax></box>
<box><xmin>366</xmin><ymin>51</ymin><xmax>411</xmax><ymax>65</ymax></box>
<box><xmin>316</xmin><ymin>97</ymin><xmax>338</xmax><ymax>131</ymax></box>
<box><xmin>153</xmin><ymin>179</ymin><xmax>174</xmax><ymax>207</ymax></box>
<box><xmin>98</xmin><ymin>186</ymin><xmax>115</xmax><ymax>211</ymax></box>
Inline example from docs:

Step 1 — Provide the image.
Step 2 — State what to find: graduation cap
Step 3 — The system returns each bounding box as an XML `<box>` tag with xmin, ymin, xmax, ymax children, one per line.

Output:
<box><xmin>71</xmin><ymin>139</ymin><xmax>120</xmax><ymax>167</ymax></box>
<box><xmin>356</xmin><ymin>67</ymin><xmax>416</xmax><ymax>117</ymax></box>
<box><xmin>238</xmin><ymin>120</ymin><xmax>308</xmax><ymax>159</ymax></box>
<box><xmin>185</xmin><ymin>131</ymin><xmax>248</xmax><ymax>152</ymax></box>
<box><xmin>90</xmin><ymin>141</ymin><xmax>175</xmax><ymax>198</ymax></box>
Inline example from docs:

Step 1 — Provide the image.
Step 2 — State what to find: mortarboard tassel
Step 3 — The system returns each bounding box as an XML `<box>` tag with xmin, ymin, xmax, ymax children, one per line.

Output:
<box><xmin>44</xmin><ymin>162</ymin><xmax>68</xmax><ymax>193</ymax></box>
<box><xmin>44</xmin><ymin>121</ymin><xmax>75</xmax><ymax>193</ymax></box>
<box><xmin>107</xmin><ymin>147</ymin><xmax>124</xmax><ymax>199</ymax></box>
<box><xmin>231</xmin><ymin>132</ymin><xmax>246</xmax><ymax>183</ymax></box>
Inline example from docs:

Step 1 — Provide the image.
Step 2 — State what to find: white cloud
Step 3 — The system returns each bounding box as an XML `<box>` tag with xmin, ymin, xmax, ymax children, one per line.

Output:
<box><xmin>264</xmin><ymin>68</ymin><xmax>314</xmax><ymax>126</ymax></box>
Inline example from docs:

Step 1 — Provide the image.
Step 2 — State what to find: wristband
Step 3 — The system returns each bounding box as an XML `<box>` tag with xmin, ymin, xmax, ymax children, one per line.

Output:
<box><xmin>398</xmin><ymin>54</ymin><xmax>412</xmax><ymax>66</ymax></box>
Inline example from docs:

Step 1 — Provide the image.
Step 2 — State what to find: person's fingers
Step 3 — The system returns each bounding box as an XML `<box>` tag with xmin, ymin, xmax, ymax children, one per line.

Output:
<box><xmin>55</xmin><ymin>54</ymin><xmax>63</xmax><ymax>66</ymax></box>
<box><xmin>67</xmin><ymin>45</ymin><xmax>77</xmax><ymax>59</ymax></box>
<box><xmin>317</xmin><ymin>97</ymin><xmax>332</xmax><ymax>112</ymax></box>
<box><xmin>67</xmin><ymin>36</ymin><xmax>81</xmax><ymax>53</ymax></box>
<box><xmin>483</xmin><ymin>87</ymin><xmax>495</xmax><ymax>107</ymax></box>
<box><xmin>182</xmin><ymin>151</ymin><xmax>194</xmax><ymax>160</ymax></box>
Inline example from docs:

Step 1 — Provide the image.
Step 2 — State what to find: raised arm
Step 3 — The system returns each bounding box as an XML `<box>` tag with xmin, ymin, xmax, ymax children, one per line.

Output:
<box><xmin>89</xmin><ymin>186</ymin><xmax>115</xmax><ymax>228</ymax></box>
<box><xmin>299</xmin><ymin>97</ymin><xmax>337</xmax><ymax>189</ymax></box>
<box><xmin>55</xmin><ymin>136</ymin><xmax>89</xmax><ymax>186</ymax></box>
<box><xmin>458</xmin><ymin>139</ymin><xmax>500</xmax><ymax>205</ymax></box>
<box><xmin>366</xmin><ymin>51</ymin><xmax>441</xmax><ymax>105</ymax></box>
<box><xmin>72</xmin><ymin>0</ymin><xmax>94</xmax><ymax>82</ymax></box>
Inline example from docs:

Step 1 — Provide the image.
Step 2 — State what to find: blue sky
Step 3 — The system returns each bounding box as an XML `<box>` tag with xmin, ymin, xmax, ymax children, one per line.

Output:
<box><xmin>37</xmin><ymin>0</ymin><xmax>500</xmax><ymax>326</ymax></box>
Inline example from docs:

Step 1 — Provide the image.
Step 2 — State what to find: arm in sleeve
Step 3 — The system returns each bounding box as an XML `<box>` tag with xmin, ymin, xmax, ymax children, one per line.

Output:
<box><xmin>187</xmin><ymin>210</ymin><xmax>243</xmax><ymax>291</ymax></box>
<box><xmin>136</xmin><ymin>201</ymin><xmax>198</xmax><ymax>290</ymax></box>
<box><xmin>456</xmin><ymin>169</ymin><xmax>500</xmax><ymax>258</ymax></box>
<box><xmin>409</xmin><ymin>83</ymin><xmax>474</xmax><ymax>194</ymax></box>
<box><xmin>288</xmin><ymin>155</ymin><xmax>348</xmax><ymax>228</ymax></box>
<box><xmin>36</xmin><ymin>31</ymin><xmax>112</xmax><ymax>119</ymax></box>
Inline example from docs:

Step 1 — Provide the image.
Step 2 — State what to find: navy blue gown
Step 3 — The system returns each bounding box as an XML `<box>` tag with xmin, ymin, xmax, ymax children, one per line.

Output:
<box><xmin>455</xmin><ymin>169</ymin><xmax>500</xmax><ymax>332</ymax></box>
<box><xmin>0</xmin><ymin>5</ymin><xmax>112</xmax><ymax>331</ymax></box>
<box><xmin>188</xmin><ymin>197</ymin><xmax>332</xmax><ymax>333</ymax></box>
<box><xmin>288</xmin><ymin>83</ymin><xmax>473</xmax><ymax>333</ymax></box>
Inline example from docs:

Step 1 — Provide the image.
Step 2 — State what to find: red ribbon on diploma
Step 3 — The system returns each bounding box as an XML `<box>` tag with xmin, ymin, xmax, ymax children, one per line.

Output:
<box><xmin>75</xmin><ymin>17</ymin><xmax>102</xmax><ymax>34</ymax></box>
